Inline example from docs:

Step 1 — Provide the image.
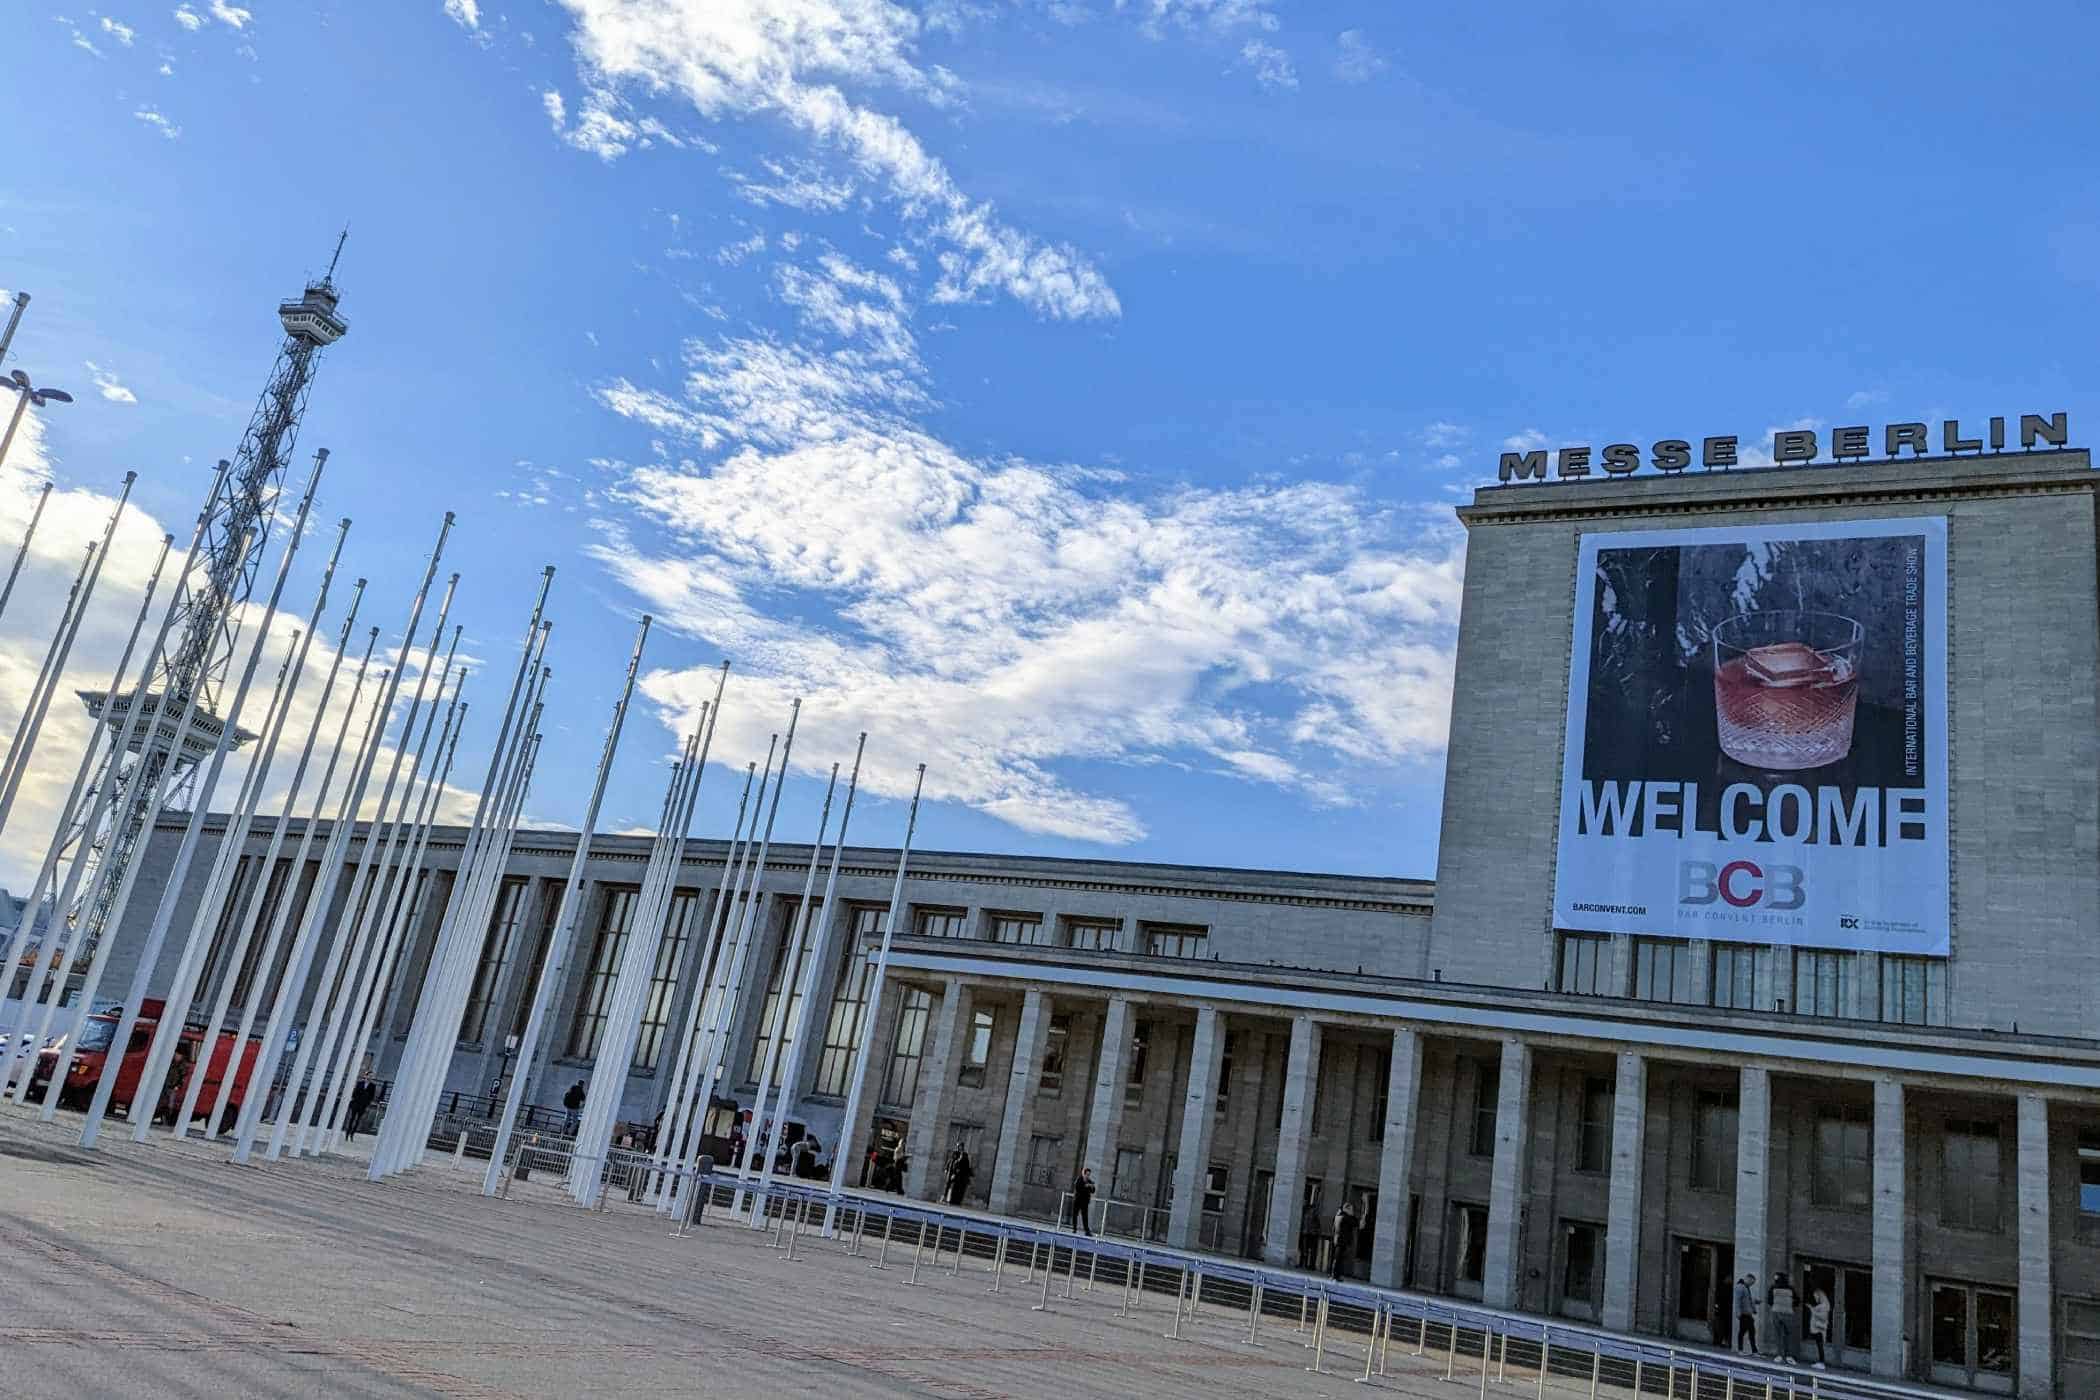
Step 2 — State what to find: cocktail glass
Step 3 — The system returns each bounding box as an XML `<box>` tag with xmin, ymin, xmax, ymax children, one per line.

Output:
<box><xmin>1711</xmin><ymin>610</ymin><xmax>1863</xmax><ymax>770</ymax></box>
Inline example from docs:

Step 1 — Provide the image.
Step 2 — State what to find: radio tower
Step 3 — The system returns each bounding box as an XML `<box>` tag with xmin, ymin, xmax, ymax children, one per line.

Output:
<box><xmin>68</xmin><ymin>238</ymin><xmax>350</xmax><ymax>950</ymax></box>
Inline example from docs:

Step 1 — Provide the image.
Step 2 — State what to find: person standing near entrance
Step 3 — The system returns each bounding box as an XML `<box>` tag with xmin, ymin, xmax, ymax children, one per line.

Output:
<box><xmin>562</xmin><ymin>1079</ymin><xmax>585</xmax><ymax>1135</ymax></box>
<box><xmin>1068</xmin><ymin>1166</ymin><xmax>1097</xmax><ymax>1236</ymax></box>
<box><xmin>1733</xmin><ymin>1273</ymin><xmax>1758</xmax><ymax>1352</ymax></box>
<box><xmin>1768</xmin><ymin>1275</ymin><xmax>1800</xmax><ymax>1363</ymax></box>
<box><xmin>1807</xmin><ymin>1285</ymin><xmax>1831</xmax><ymax>1369</ymax></box>
<box><xmin>944</xmin><ymin>1146</ymin><xmax>974</xmax><ymax>1205</ymax></box>
<box><xmin>1329</xmin><ymin>1198</ymin><xmax>1359</xmax><ymax>1281</ymax></box>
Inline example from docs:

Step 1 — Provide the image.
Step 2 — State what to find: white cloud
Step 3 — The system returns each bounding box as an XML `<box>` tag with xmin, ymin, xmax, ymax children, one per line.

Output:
<box><xmin>715</xmin><ymin>230</ymin><xmax>767</xmax><ymax>266</ymax></box>
<box><xmin>1333</xmin><ymin>29</ymin><xmax>1386</xmax><ymax>83</ymax></box>
<box><xmin>1845</xmin><ymin>389</ymin><xmax>1889</xmax><ymax>411</ymax></box>
<box><xmin>1240</xmin><ymin>39</ymin><xmax>1297</xmax><ymax>90</ymax></box>
<box><xmin>444</xmin><ymin>0</ymin><xmax>481</xmax><ymax>29</ymax></box>
<box><xmin>173</xmin><ymin>5</ymin><xmax>203</xmax><ymax>30</ymax></box>
<box><xmin>159</xmin><ymin>60</ymin><xmax>174</xmax><ymax>75</ymax></box>
<box><xmin>541</xmin><ymin>89</ymin><xmax>566</xmax><ymax>131</ymax></box>
<box><xmin>589</xmin><ymin>329</ymin><xmax>1462</xmax><ymax>844</ymax></box>
<box><xmin>731</xmin><ymin>157</ymin><xmax>857</xmax><ymax>212</ymax></box>
<box><xmin>544</xmin><ymin>0</ymin><xmax>1119</xmax><ymax>320</ymax></box>
<box><xmin>1421</xmin><ymin>421</ymin><xmax>1466</xmax><ymax>448</ymax></box>
<box><xmin>133</xmin><ymin>108</ymin><xmax>181</xmax><ymax>140</ymax></box>
<box><xmin>208</xmin><ymin>0</ymin><xmax>251</xmax><ymax>28</ymax></box>
<box><xmin>1501</xmin><ymin>428</ymin><xmax>1549</xmax><ymax>451</ymax></box>
<box><xmin>100</xmin><ymin>16</ymin><xmax>137</xmax><ymax>46</ymax></box>
<box><xmin>83</xmin><ymin>363</ymin><xmax>137</xmax><ymax>405</ymax></box>
<box><xmin>1121</xmin><ymin>0</ymin><xmax>1278</xmax><ymax>37</ymax></box>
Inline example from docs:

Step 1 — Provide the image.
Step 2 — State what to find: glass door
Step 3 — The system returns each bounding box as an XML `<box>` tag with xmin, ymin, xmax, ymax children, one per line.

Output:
<box><xmin>1928</xmin><ymin>1279</ymin><xmax>2016</xmax><ymax>1393</ymax></box>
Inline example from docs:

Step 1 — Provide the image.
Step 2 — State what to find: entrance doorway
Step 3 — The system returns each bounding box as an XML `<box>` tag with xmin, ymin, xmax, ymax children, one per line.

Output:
<box><xmin>1244</xmin><ymin>1169</ymin><xmax>1273</xmax><ymax>1259</ymax></box>
<box><xmin>1673</xmin><ymin>1237</ymin><xmax>1735</xmax><ymax>1346</ymax></box>
<box><xmin>1556</xmin><ymin>1220</ymin><xmax>1606</xmax><ymax>1320</ymax></box>
<box><xmin>1799</xmin><ymin>1258</ymin><xmax>1873</xmax><ymax>1369</ymax></box>
<box><xmin>1928</xmin><ymin>1278</ymin><xmax>2016</xmax><ymax>1393</ymax></box>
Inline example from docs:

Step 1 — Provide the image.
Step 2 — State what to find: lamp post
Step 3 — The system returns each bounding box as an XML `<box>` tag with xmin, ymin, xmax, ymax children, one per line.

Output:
<box><xmin>0</xmin><ymin>292</ymin><xmax>28</xmax><ymax>366</ymax></box>
<box><xmin>0</xmin><ymin>370</ymin><xmax>73</xmax><ymax>471</ymax></box>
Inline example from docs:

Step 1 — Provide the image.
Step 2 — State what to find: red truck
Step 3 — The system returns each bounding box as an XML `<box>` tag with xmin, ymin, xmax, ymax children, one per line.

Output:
<box><xmin>29</xmin><ymin>999</ymin><xmax>262</xmax><ymax>1129</ymax></box>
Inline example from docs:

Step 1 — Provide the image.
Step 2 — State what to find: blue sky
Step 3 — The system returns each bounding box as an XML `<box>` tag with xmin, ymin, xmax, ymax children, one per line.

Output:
<box><xmin>1</xmin><ymin>0</ymin><xmax>2096</xmax><ymax>885</ymax></box>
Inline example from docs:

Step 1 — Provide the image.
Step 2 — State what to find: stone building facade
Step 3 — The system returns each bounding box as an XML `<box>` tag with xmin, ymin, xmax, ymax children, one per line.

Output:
<box><xmin>100</xmin><ymin>444</ymin><xmax>2100</xmax><ymax>1397</ymax></box>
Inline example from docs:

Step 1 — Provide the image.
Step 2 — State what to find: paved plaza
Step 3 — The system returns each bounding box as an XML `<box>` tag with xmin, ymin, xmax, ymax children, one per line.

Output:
<box><xmin>0</xmin><ymin>1107</ymin><xmax>1524</xmax><ymax>1400</ymax></box>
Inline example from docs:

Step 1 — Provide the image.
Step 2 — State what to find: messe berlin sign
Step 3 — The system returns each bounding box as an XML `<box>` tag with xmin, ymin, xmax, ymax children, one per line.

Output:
<box><xmin>1498</xmin><ymin>412</ymin><xmax>2068</xmax><ymax>484</ymax></box>
<box><xmin>1552</xmin><ymin>517</ymin><xmax>1949</xmax><ymax>956</ymax></box>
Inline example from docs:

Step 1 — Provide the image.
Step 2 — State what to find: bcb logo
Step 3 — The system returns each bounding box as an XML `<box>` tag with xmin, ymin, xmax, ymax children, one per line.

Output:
<box><xmin>1679</xmin><ymin>859</ymin><xmax>1805</xmax><ymax>910</ymax></box>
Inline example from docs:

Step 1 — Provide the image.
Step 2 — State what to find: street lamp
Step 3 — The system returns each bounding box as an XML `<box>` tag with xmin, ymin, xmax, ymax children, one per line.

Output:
<box><xmin>0</xmin><ymin>370</ymin><xmax>73</xmax><ymax>473</ymax></box>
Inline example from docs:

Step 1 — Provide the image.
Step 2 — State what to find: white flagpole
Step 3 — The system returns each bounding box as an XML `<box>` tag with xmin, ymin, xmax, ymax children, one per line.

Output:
<box><xmin>259</xmin><ymin>513</ymin><xmax>453</xmax><ymax>1160</ymax></box>
<box><xmin>481</xmin><ymin>615</ymin><xmax>651</xmax><ymax>1194</ymax></box>
<box><xmin>0</xmin><ymin>526</ymin><xmax>169</xmax><ymax>1080</ymax></box>
<box><xmin>679</xmin><ymin>700</ymin><xmax>799</xmax><ymax>1212</ymax></box>
<box><xmin>660</xmin><ymin>735</ymin><xmax>778</xmax><ymax>1215</ymax></box>
<box><xmin>0</xmin><ymin>472</ymin><xmax>134</xmax><ymax>838</ymax></box>
<box><xmin>78</xmin><ymin>453</ymin><xmax>328</xmax><ymax>1148</ymax></box>
<box><xmin>0</xmin><ymin>480</ymin><xmax>52</xmax><ymax>624</ymax></box>
<box><xmin>9</xmin><ymin>466</ymin><xmax>231</xmax><ymax>1107</ymax></box>
<box><xmin>289</xmin><ymin>578</ymin><xmax>460</xmax><ymax>1156</ymax></box>
<box><xmin>827</xmin><ymin>763</ymin><xmax>926</xmax><ymax>1217</ymax></box>
<box><xmin>144</xmin><ymin>508</ymin><xmax>351</xmax><ymax>1139</ymax></box>
<box><xmin>193</xmin><ymin>581</ymin><xmax>370</xmax><ymax>1140</ymax></box>
<box><xmin>371</xmin><ymin>573</ymin><xmax>551</xmax><ymax>1178</ymax></box>
<box><xmin>648</xmin><ymin>757</ymin><xmax>754</xmax><ymax>1205</ymax></box>
<box><xmin>229</xmin><ymin>649</ymin><xmax>391</xmax><ymax>1163</ymax></box>
<box><xmin>750</xmin><ymin>731</ymin><xmax>865</xmax><ymax>1218</ymax></box>
<box><xmin>739</xmin><ymin>758</ymin><xmax>838</xmax><ymax>1217</ymax></box>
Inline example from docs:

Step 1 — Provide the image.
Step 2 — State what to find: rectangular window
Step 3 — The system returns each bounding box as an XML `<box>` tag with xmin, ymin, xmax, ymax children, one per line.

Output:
<box><xmin>989</xmin><ymin>914</ymin><xmax>1049</xmax><ymax>946</ymax></box>
<box><xmin>1557</xmin><ymin>932</ymin><xmax>1610</xmax><ymax>995</ymax></box>
<box><xmin>1125</xmin><ymin>1020</ymin><xmax>1151</xmax><ymax>1109</ymax></box>
<box><xmin>1812</xmin><ymin>1102</ymin><xmax>1873</xmax><ymax>1210</ymax></box>
<box><xmin>1111</xmin><ymin>1146</ymin><xmax>1144</xmax><ymax>1200</ymax></box>
<box><xmin>1039</xmin><ymin>1014</ymin><xmax>1071</xmax><ymax>1097</ymax></box>
<box><xmin>1203</xmin><ymin>1163</ymin><xmax>1229</xmax><ymax>1215</ymax></box>
<box><xmin>198</xmin><ymin>856</ymin><xmax>255</xmax><ymax>1001</ymax></box>
<box><xmin>1025</xmin><ymin>1133</ymin><xmax>1061</xmax><ymax>1187</ymax></box>
<box><xmin>881</xmin><ymin>987</ymin><xmax>932</xmax><ymax>1106</ymax></box>
<box><xmin>510</xmin><ymin>891</ymin><xmax>562</xmax><ymax>1039</ymax></box>
<box><xmin>1454</xmin><ymin>1203</ymin><xmax>1489</xmax><ymax>1285</ymax></box>
<box><xmin>958</xmin><ymin>1008</ymin><xmax>994</xmax><ymax>1087</ymax></box>
<box><xmin>632</xmin><ymin>891</ymin><xmax>697</xmax><ymax>1072</ymax></box>
<box><xmin>1370</xmin><ymin>1049</ymin><xmax>1390</xmax><ymax>1142</ymax></box>
<box><xmin>1576</xmin><ymin>1075</ymin><xmax>1613</xmax><ymax>1174</ymax></box>
<box><xmin>1632</xmin><ymin>937</ymin><xmax>1693</xmax><ymax>1003</ymax></box>
<box><xmin>1215</xmin><ymin>1031</ymin><xmax>1235</xmax><ymax>1118</ymax></box>
<box><xmin>814</xmin><ymin>906</ymin><xmax>886</xmax><ymax>1096</ymax></box>
<box><xmin>745</xmin><ymin>901</ymin><xmax>821</xmax><ymax>1081</ymax></box>
<box><xmin>2066</xmin><ymin>1297</ymin><xmax>2100</xmax><ymax>1367</ymax></box>
<box><xmin>2080</xmin><ymin>1131</ymin><xmax>2100</xmax><ymax>1217</ymax></box>
<box><xmin>1469</xmin><ymin>1059</ymin><xmax>1499</xmax><ymax>1157</ymax></box>
<box><xmin>1690</xmin><ymin>1089</ymin><xmax>1739</xmax><ymax>1192</ymax></box>
<box><xmin>565</xmin><ymin>887</ymin><xmax>637</xmax><ymax>1060</ymax></box>
<box><xmin>1942</xmin><ymin>1119</ymin><xmax>2003</xmax><ymax>1231</ymax></box>
<box><xmin>1794</xmin><ymin>949</ymin><xmax>1853</xmax><ymax>1017</ymax></box>
<box><xmin>227</xmin><ymin>859</ymin><xmax>295</xmax><ymax>1010</ymax></box>
<box><xmin>1140</xmin><ymin>923</ymin><xmax>1208</xmax><ymax>959</ymax></box>
<box><xmin>461</xmin><ymin>879</ymin><xmax>530</xmax><ymax>1045</ymax></box>
<box><xmin>1881</xmin><ymin>955</ymin><xmax>1947</xmax><ymax>1026</ymax></box>
<box><xmin>1066</xmin><ymin>919</ymin><xmax>1121</xmax><ymax>952</ymax></box>
<box><xmin>1562</xmin><ymin>1221</ymin><xmax>1603</xmax><ymax>1308</ymax></box>
<box><xmin>1710</xmin><ymin>942</ymin><xmax>1767</xmax><ymax>1010</ymax></box>
<box><xmin>914</xmin><ymin>907</ymin><xmax>971</xmax><ymax>939</ymax></box>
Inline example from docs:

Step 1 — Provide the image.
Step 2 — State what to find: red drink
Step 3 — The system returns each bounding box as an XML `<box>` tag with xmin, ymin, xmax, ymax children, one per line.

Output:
<box><xmin>1711</xmin><ymin>613</ymin><xmax>1862</xmax><ymax>770</ymax></box>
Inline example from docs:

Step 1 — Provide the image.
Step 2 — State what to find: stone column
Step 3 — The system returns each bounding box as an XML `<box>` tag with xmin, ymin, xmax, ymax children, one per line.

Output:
<box><xmin>1263</xmin><ymin>1014</ymin><xmax>1323</xmax><ymax>1266</ymax></box>
<box><xmin>903</xmin><ymin>978</ymin><xmax>970</xmax><ymax>1201</ymax></box>
<box><xmin>1370</xmin><ymin>1027</ymin><xmax>1422</xmax><ymax>1288</ymax></box>
<box><xmin>1601</xmin><ymin>1051</ymin><xmax>1647</xmax><ymax>1331</ymax></box>
<box><xmin>1167</xmin><ymin>1006</ymin><xmax>1225</xmax><ymax>1250</ymax></box>
<box><xmin>1871</xmin><ymin>1077</ymin><xmax>1907</xmax><ymax>1378</ymax></box>
<box><xmin>1482</xmin><ymin>1038</ymin><xmax>1533</xmax><ymax>1310</ymax></box>
<box><xmin>1734</xmin><ymin>1065</ymin><xmax>1772</xmax><ymax>1347</ymax></box>
<box><xmin>1084</xmin><ymin>997</ymin><xmax>1134</xmax><ymax>1184</ymax></box>
<box><xmin>2016</xmin><ymin>1093</ymin><xmax>2053</xmax><ymax>1400</ymax></box>
<box><xmin>987</xmin><ymin>989</ymin><xmax>1053</xmax><ymax>1216</ymax></box>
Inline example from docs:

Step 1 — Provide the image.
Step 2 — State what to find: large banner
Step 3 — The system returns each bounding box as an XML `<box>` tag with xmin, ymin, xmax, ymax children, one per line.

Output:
<box><xmin>1553</xmin><ymin>517</ymin><xmax>1948</xmax><ymax>955</ymax></box>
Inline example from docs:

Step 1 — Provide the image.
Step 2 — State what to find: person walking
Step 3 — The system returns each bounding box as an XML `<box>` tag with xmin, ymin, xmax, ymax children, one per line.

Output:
<box><xmin>1807</xmin><ymin>1285</ymin><xmax>1831</xmax><ymax>1369</ymax></box>
<box><xmin>944</xmin><ymin>1145</ymin><xmax>974</xmax><ymax>1205</ymax></box>
<box><xmin>1068</xmin><ymin>1166</ymin><xmax>1097</xmax><ymax>1236</ymax></box>
<box><xmin>345</xmin><ymin>1075</ymin><xmax>377</xmax><ymax>1140</ymax></box>
<box><xmin>1768</xmin><ymin>1275</ymin><xmax>1800</xmax><ymax>1363</ymax></box>
<box><xmin>1329</xmin><ymin>1198</ymin><xmax>1360</xmax><ymax>1281</ymax></box>
<box><xmin>562</xmin><ymin>1079</ymin><xmax>585</xmax><ymax>1135</ymax></box>
<box><xmin>1734</xmin><ymin>1273</ymin><xmax>1758</xmax><ymax>1353</ymax></box>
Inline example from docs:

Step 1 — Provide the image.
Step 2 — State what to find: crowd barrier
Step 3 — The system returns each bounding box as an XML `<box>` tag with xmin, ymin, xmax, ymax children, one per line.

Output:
<box><xmin>473</xmin><ymin>1143</ymin><xmax>1954</xmax><ymax>1400</ymax></box>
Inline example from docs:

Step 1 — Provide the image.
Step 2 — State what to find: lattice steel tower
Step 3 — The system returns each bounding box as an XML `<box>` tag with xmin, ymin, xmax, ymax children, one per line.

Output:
<box><xmin>70</xmin><ymin>241</ymin><xmax>350</xmax><ymax>948</ymax></box>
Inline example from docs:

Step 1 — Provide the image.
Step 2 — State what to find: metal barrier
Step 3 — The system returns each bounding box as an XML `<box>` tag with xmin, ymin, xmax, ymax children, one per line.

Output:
<box><xmin>620</xmin><ymin>1171</ymin><xmax>1957</xmax><ymax>1400</ymax></box>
